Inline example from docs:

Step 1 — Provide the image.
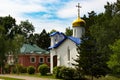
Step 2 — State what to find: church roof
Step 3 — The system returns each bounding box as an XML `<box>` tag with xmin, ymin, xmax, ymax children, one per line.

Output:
<box><xmin>68</xmin><ymin>36</ymin><xmax>81</xmax><ymax>44</ymax></box>
<box><xmin>49</xmin><ymin>32</ymin><xmax>65</xmax><ymax>37</ymax></box>
<box><xmin>72</xmin><ymin>17</ymin><xmax>85</xmax><ymax>27</ymax></box>
<box><xmin>49</xmin><ymin>32</ymin><xmax>81</xmax><ymax>49</ymax></box>
<box><xmin>20</xmin><ymin>44</ymin><xmax>49</xmax><ymax>54</ymax></box>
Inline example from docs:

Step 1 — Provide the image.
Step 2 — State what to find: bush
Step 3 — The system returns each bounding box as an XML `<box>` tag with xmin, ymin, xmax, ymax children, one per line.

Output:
<box><xmin>4</xmin><ymin>64</ymin><xmax>11</xmax><ymax>74</ymax></box>
<box><xmin>53</xmin><ymin>66</ymin><xmax>83</xmax><ymax>80</ymax></box>
<box><xmin>53</xmin><ymin>66</ymin><xmax>64</xmax><ymax>79</ymax></box>
<box><xmin>20</xmin><ymin>66</ymin><xmax>27</xmax><ymax>73</ymax></box>
<box><xmin>27</xmin><ymin>66</ymin><xmax>35</xmax><ymax>74</ymax></box>
<box><xmin>60</xmin><ymin>67</ymin><xmax>76</xmax><ymax>80</ymax></box>
<box><xmin>11</xmin><ymin>64</ymin><xmax>20</xmax><ymax>74</ymax></box>
<box><xmin>11</xmin><ymin>64</ymin><xmax>27</xmax><ymax>74</ymax></box>
<box><xmin>12</xmin><ymin>67</ymin><xmax>17</xmax><ymax>74</ymax></box>
<box><xmin>38</xmin><ymin>64</ymin><xmax>49</xmax><ymax>75</ymax></box>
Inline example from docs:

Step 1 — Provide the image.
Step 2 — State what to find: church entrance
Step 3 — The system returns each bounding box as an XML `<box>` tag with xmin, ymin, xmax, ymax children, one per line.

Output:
<box><xmin>53</xmin><ymin>55</ymin><xmax>57</xmax><ymax>67</ymax></box>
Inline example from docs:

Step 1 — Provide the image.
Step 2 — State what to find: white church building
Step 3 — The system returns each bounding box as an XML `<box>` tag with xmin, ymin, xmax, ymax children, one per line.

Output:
<box><xmin>49</xmin><ymin>3</ymin><xmax>86</xmax><ymax>73</ymax></box>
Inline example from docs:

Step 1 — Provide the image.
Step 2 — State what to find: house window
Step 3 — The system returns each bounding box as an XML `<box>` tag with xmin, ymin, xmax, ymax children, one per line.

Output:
<box><xmin>46</xmin><ymin>57</ymin><xmax>50</xmax><ymax>63</ymax></box>
<box><xmin>39</xmin><ymin>57</ymin><xmax>44</xmax><ymax>63</ymax></box>
<box><xmin>68</xmin><ymin>47</ymin><xmax>70</xmax><ymax>61</ymax></box>
<box><xmin>30</xmin><ymin>56</ymin><xmax>36</xmax><ymax>63</ymax></box>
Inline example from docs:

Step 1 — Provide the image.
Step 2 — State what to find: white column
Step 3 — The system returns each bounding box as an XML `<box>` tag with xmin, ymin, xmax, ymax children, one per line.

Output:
<box><xmin>50</xmin><ymin>52</ymin><xmax>53</xmax><ymax>73</ymax></box>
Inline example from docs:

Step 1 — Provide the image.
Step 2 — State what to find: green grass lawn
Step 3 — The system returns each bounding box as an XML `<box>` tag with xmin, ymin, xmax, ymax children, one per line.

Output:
<box><xmin>9</xmin><ymin>73</ymin><xmax>120</xmax><ymax>80</ymax></box>
<box><xmin>0</xmin><ymin>76</ymin><xmax>24</xmax><ymax>80</ymax></box>
<box><xmin>11</xmin><ymin>73</ymin><xmax>55</xmax><ymax>79</ymax></box>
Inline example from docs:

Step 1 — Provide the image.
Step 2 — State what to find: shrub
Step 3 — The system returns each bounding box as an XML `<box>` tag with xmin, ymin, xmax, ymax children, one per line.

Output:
<box><xmin>11</xmin><ymin>64</ymin><xmax>21</xmax><ymax>74</ymax></box>
<box><xmin>20</xmin><ymin>66</ymin><xmax>27</xmax><ymax>73</ymax></box>
<box><xmin>4</xmin><ymin>64</ymin><xmax>10</xmax><ymax>74</ymax></box>
<box><xmin>60</xmin><ymin>67</ymin><xmax>76</xmax><ymax>80</ymax></box>
<box><xmin>38</xmin><ymin>64</ymin><xmax>49</xmax><ymax>75</ymax></box>
<box><xmin>53</xmin><ymin>66</ymin><xmax>83</xmax><ymax>80</ymax></box>
<box><xmin>27</xmin><ymin>66</ymin><xmax>35</xmax><ymax>74</ymax></box>
<box><xmin>53</xmin><ymin>66</ymin><xmax>63</xmax><ymax>79</ymax></box>
<box><xmin>11</xmin><ymin>64</ymin><xmax>27</xmax><ymax>74</ymax></box>
<box><xmin>11</xmin><ymin>66</ymin><xmax>17</xmax><ymax>74</ymax></box>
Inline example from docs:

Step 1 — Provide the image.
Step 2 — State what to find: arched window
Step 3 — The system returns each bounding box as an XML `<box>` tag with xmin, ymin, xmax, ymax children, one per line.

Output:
<box><xmin>68</xmin><ymin>47</ymin><xmax>70</xmax><ymax>61</ymax></box>
<box><xmin>74</xmin><ymin>29</ymin><xmax>76</xmax><ymax>37</ymax></box>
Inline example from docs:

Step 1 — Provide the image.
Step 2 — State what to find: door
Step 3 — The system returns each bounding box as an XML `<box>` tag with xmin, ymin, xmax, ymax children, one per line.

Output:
<box><xmin>53</xmin><ymin>55</ymin><xmax>57</xmax><ymax>67</ymax></box>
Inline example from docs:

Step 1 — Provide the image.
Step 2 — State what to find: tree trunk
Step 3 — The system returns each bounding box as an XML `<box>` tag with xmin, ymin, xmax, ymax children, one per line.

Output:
<box><xmin>91</xmin><ymin>75</ymin><xmax>93</xmax><ymax>80</ymax></box>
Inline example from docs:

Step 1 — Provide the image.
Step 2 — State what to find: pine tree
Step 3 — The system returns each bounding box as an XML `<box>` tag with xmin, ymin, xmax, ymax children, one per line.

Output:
<box><xmin>37</xmin><ymin>29</ymin><xmax>50</xmax><ymax>50</ymax></box>
<box><xmin>74</xmin><ymin>30</ymin><xmax>108</xmax><ymax>80</ymax></box>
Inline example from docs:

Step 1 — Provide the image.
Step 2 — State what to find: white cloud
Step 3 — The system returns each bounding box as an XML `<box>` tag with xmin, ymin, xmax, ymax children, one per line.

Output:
<box><xmin>57</xmin><ymin>0</ymin><xmax>116</xmax><ymax>18</ymax></box>
<box><xmin>0</xmin><ymin>0</ymin><xmax>117</xmax><ymax>33</ymax></box>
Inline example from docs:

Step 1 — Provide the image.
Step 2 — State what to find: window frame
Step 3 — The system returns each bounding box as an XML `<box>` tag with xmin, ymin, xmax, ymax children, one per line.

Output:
<box><xmin>46</xmin><ymin>57</ymin><xmax>50</xmax><ymax>63</ymax></box>
<box><xmin>30</xmin><ymin>56</ymin><xmax>36</xmax><ymax>63</ymax></box>
<box><xmin>39</xmin><ymin>57</ymin><xmax>44</xmax><ymax>63</ymax></box>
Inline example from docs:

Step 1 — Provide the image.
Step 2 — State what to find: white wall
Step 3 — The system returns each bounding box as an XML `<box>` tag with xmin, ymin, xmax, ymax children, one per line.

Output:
<box><xmin>50</xmin><ymin>33</ymin><xmax>65</xmax><ymax>47</ymax></box>
<box><xmin>73</xmin><ymin>27</ymin><xmax>85</xmax><ymax>38</ymax></box>
<box><xmin>57</xmin><ymin>39</ymin><xmax>78</xmax><ymax>67</ymax></box>
<box><xmin>50</xmin><ymin>39</ymin><xmax>78</xmax><ymax>73</ymax></box>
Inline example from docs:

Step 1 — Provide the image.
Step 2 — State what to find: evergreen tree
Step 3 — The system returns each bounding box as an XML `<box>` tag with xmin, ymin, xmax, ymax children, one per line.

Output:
<box><xmin>108</xmin><ymin>39</ymin><xmax>120</xmax><ymax>74</ymax></box>
<box><xmin>90</xmin><ymin>1</ymin><xmax>120</xmax><ymax>63</ymax></box>
<box><xmin>37</xmin><ymin>29</ymin><xmax>50</xmax><ymax>50</ymax></box>
<box><xmin>65</xmin><ymin>27</ymin><xmax>73</xmax><ymax>36</ymax></box>
<box><xmin>75</xmin><ymin>31</ymin><xmax>108</xmax><ymax>80</ymax></box>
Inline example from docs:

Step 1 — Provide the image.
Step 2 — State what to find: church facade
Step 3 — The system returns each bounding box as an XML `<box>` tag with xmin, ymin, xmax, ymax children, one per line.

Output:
<box><xmin>49</xmin><ymin>3</ymin><xmax>86</xmax><ymax>73</ymax></box>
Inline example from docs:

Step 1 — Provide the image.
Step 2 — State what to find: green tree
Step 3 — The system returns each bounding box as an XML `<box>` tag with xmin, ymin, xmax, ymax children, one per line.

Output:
<box><xmin>65</xmin><ymin>27</ymin><xmax>73</xmax><ymax>36</ymax></box>
<box><xmin>75</xmin><ymin>32</ymin><xmax>108</xmax><ymax>80</ymax></box>
<box><xmin>37</xmin><ymin>29</ymin><xmax>50</xmax><ymax>50</ymax></box>
<box><xmin>49</xmin><ymin>29</ymin><xmax>57</xmax><ymax>34</ymax></box>
<box><xmin>18</xmin><ymin>20</ymin><xmax>35</xmax><ymax>43</ymax></box>
<box><xmin>0</xmin><ymin>15</ymin><xmax>16</xmax><ymax>39</ymax></box>
<box><xmin>0</xmin><ymin>15</ymin><xmax>25</xmax><ymax>73</ymax></box>
<box><xmin>9</xmin><ymin>34</ymin><xmax>24</xmax><ymax>63</ymax></box>
<box><xmin>108</xmin><ymin>39</ymin><xmax>120</xmax><ymax>74</ymax></box>
<box><xmin>0</xmin><ymin>26</ymin><xmax>7</xmax><ymax>74</ymax></box>
<box><xmin>90</xmin><ymin>2</ymin><xmax>120</xmax><ymax>64</ymax></box>
<box><xmin>0</xmin><ymin>15</ymin><xmax>18</xmax><ymax>73</ymax></box>
<box><xmin>115</xmin><ymin>0</ymin><xmax>120</xmax><ymax>14</ymax></box>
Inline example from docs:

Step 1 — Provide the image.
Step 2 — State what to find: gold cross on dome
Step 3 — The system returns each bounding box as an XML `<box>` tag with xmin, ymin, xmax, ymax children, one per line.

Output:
<box><xmin>76</xmin><ymin>3</ymin><xmax>81</xmax><ymax>17</ymax></box>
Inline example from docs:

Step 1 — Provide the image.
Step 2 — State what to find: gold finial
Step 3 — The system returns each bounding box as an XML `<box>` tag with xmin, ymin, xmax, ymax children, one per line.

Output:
<box><xmin>76</xmin><ymin>3</ymin><xmax>81</xmax><ymax>18</ymax></box>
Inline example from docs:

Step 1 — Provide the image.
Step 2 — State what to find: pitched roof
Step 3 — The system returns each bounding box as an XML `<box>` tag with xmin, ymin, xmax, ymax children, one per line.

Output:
<box><xmin>49</xmin><ymin>32</ymin><xmax>66</xmax><ymax>37</ymax></box>
<box><xmin>20</xmin><ymin>44</ymin><xmax>49</xmax><ymax>54</ymax></box>
<box><xmin>49</xmin><ymin>32</ymin><xmax>81</xmax><ymax>49</ymax></box>
<box><xmin>68</xmin><ymin>36</ymin><xmax>81</xmax><ymax>45</ymax></box>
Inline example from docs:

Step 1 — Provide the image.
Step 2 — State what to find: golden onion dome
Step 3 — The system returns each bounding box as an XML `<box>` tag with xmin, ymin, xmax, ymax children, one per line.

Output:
<box><xmin>72</xmin><ymin>17</ymin><xmax>85</xmax><ymax>27</ymax></box>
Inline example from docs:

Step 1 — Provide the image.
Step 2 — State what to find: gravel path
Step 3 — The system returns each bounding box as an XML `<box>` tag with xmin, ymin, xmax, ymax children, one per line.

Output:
<box><xmin>0</xmin><ymin>74</ymin><xmax>58</xmax><ymax>80</ymax></box>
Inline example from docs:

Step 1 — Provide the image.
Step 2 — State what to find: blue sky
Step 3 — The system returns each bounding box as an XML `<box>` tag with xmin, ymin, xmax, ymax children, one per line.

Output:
<box><xmin>0</xmin><ymin>0</ymin><xmax>116</xmax><ymax>33</ymax></box>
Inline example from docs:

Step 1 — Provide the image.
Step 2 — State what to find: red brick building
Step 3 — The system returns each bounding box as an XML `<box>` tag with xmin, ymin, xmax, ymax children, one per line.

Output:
<box><xmin>18</xmin><ymin>44</ymin><xmax>50</xmax><ymax>70</ymax></box>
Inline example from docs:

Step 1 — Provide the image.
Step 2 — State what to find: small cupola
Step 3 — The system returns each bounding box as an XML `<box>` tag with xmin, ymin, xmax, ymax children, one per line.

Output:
<box><xmin>72</xmin><ymin>16</ymin><xmax>85</xmax><ymax>27</ymax></box>
<box><xmin>72</xmin><ymin>3</ymin><xmax>86</xmax><ymax>38</ymax></box>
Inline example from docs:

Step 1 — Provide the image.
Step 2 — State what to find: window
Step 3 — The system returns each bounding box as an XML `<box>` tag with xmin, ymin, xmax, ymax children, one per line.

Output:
<box><xmin>68</xmin><ymin>47</ymin><xmax>70</xmax><ymax>61</ymax></box>
<box><xmin>55</xmin><ymin>35</ymin><xmax>59</xmax><ymax>43</ymax></box>
<box><xmin>74</xmin><ymin>29</ymin><xmax>76</xmax><ymax>36</ymax></box>
<box><xmin>30</xmin><ymin>56</ymin><xmax>36</xmax><ymax>63</ymax></box>
<box><xmin>46</xmin><ymin>57</ymin><xmax>50</xmax><ymax>63</ymax></box>
<box><xmin>39</xmin><ymin>57</ymin><xmax>44</xmax><ymax>63</ymax></box>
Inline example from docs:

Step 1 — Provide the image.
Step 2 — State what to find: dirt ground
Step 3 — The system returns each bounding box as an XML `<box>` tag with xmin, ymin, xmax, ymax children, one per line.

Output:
<box><xmin>0</xmin><ymin>74</ymin><xmax>58</xmax><ymax>80</ymax></box>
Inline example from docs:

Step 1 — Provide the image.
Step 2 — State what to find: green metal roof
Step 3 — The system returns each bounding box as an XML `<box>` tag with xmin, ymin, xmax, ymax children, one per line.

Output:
<box><xmin>20</xmin><ymin>44</ymin><xmax>49</xmax><ymax>54</ymax></box>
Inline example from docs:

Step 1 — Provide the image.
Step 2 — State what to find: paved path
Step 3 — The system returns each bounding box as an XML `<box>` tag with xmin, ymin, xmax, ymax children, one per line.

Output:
<box><xmin>0</xmin><ymin>74</ymin><xmax>58</xmax><ymax>80</ymax></box>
